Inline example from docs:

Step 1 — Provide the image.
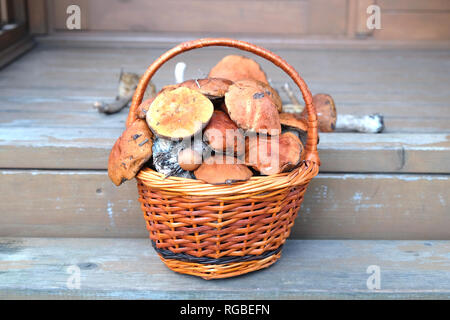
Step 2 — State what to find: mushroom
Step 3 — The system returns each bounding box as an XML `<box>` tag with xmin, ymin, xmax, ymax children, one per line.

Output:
<box><xmin>146</xmin><ymin>87</ymin><xmax>214</xmax><ymax>140</ymax></box>
<box><xmin>245</xmin><ymin>132</ymin><xmax>303</xmax><ymax>175</ymax></box>
<box><xmin>300</xmin><ymin>93</ymin><xmax>336</xmax><ymax>132</ymax></box>
<box><xmin>279</xmin><ymin>112</ymin><xmax>310</xmax><ymax>146</ymax></box>
<box><xmin>152</xmin><ymin>138</ymin><xmax>194</xmax><ymax>178</ymax></box>
<box><xmin>94</xmin><ymin>71</ymin><xmax>156</xmax><ymax>115</ymax></box>
<box><xmin>108</xmin><ymin>119</ymin><xmax>153</xmax><ymax>186</ymax></box>
<box><xmin>335</xmin><ymin>113</ymin><xmax>385</xmax><ymax>133</ymax></box>
<box><xmin>136</xmin><ymin>97</ymin><xmax>155</xmax><ymax>119</ymax></box>
<box><xmin>283</xmin><ymin>84</ymin><xmax>385</xmax><ymax>134</ymax></box>
<box><xmin>224</xmin><ymin>80</ymin><xmax>282</xmax><ymax>135</ymax></box>
<box><xmin>203</xmin><ymin>110</ymin><xmax>245</xmax><ymax>155</ymax></box>
<box><xmin>304</xmin><ymin>93</ymin><xmax>384</xmax><ymax>133</ymax></box>
<box><xmin>194</xmin><ymin>155</ymin><xmax>253</xmax><ymax>184</ymax></box>
<box><xmin>208</xmin><ymin>55</ymin><xmax>268</xmax><ymax>84</ymax></box>
<box><xmin>178</xmin><ymin>147</ymin><xmax>202</xmax><ymax>171</ymax></box>
<box><xmin>161</xmin><ymin>78</ymin><xmax>233</xmax><ymax>100</ymax></box>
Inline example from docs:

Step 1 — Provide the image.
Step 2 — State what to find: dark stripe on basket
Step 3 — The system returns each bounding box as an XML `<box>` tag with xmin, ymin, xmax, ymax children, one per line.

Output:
<box><xmin>151</xmin><ymin>241</ymin><xmax>283</xmax><ymax>265</ymax></box>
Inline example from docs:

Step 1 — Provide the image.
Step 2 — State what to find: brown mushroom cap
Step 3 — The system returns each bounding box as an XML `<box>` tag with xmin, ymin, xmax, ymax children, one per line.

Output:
<box><xmin>136</xmin><ymin>97</ymin><xmax>155</xmax><ymax>119</ymax></box>
<box><xmin>224</xmin><ymin>80</ymin><xmax>281</xmax><ymax>135</ymax></box>
<box><xmin>208</xmin><ymin>55</ymin><xmax>268</xmax><ymax>84</ymax></box>
<box><xmin>203</xmin><ymin>110</ymin><xmax>245</xmax><ymax>155</ymax></box>
<box><xmin>194</xmin><ymin>155</ymin><xmax>253</xmax><ymax>184</ymax></box>
<box><xmin>161</xmin><ymin>78</ymin><xmax>233</xmax><ymax>100</ymax></box>
<box><xmin>178</xmin><ymin>147</ymin><xmax>202</xmax><ymax>171</ymax></box>
<box><xmin>279</xmin><ymin>112</ymin><xmax>308</xmax><ymax>132</ymax></box>
<box><xmin>146</xmin><ymin>87</ymin><xmax>214</xmax><ymax>140</ymax></box>
<box><xmin>245</xmin><ymin>132</ymin><xmax>303</xmax><ymax>175</ymax></box>
<box><xmin>108</xmin><ymin>119</ymin><xmax>153</xmax><ymax>186</ymax></box>
<box><xmin>301</xmin><ymin>93</ymin><xmax>337</xmax><ymax>132</ymax></box>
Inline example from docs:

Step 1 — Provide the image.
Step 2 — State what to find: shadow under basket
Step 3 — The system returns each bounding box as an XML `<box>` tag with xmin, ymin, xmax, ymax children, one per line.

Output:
<box><xmin>127</xmin><ymin>38</ymin><xmax>320</xmax><ymax>280</ymax></box>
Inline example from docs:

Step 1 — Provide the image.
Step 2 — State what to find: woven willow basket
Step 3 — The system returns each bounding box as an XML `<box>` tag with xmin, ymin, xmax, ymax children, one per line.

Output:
<box><xmin>126</xmin><ymin>38</ymin><xmax>320</xmax><ymax>280</ymax></box>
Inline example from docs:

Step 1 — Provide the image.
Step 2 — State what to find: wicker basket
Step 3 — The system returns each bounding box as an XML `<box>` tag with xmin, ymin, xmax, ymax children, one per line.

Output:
<box><xmin>126</xmin><ymin>38</ymin><xmax>320</xmax><ymax>280</ymax></box>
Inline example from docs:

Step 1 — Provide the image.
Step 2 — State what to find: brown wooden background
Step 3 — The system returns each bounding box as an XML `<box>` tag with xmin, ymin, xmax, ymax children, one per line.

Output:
<box><xmin>28</xmin><ymin>0</ymin><xmax>450</xmax><ymax>41</ymax></box>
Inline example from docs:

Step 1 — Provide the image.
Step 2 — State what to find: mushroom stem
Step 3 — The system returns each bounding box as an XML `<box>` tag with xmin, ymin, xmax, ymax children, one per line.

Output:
<box><xmin>335</xmin><ymin>114</ymin><xmax>384</xmax><ymax>133</ymax></box>
<box><xmin>175</xmin><ymin>62</ymin><xmax>186</xmax><ymax>84</ymax></box>
<box><xmin>93</xmin><ymin>95</ymin><xmax>132</xmax><ymax>114</ymax></box>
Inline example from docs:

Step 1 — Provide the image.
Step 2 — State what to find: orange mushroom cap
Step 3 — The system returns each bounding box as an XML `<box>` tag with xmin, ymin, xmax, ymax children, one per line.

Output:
<box><xmin>161</xmin><ymin>78</ymin><xmax>233</xmax><ymax>100</ymax></box>
<box><xmin>108</xmin><ymin>119</ymin><xmax>153</xmax><ymax>186</ymax></box>
<box><xmin>245</xmin><ymin>132</ymin><xmax>303</xmax><ymax>175</ymax></box>
<box><xmin>194</xmin><ymin>155</ymin><xmax>253</xmax><ymax>184</ymax></box>
<box><xmin>203</xmin><ymin>110</ymin><xmax>245</xmax><ymax>155</ymax></box>
<box><xmin>224</xmin><ymin>80</ymin><xmax>281</xmax><ymax>134</ymax></box>
<box><xmin>208</xmin><ymin>55</ymin><xmax>268</xmax><ymax>84</ymax></box>
<box><xmin>146</xmin><ymin>87</ymin><xmax>214</xmax><ymax>140</ymax></box>
<box><xmin>301</xmin><ymin>93</ymin><xmax>337</xmax><ymax>132</ymax></box>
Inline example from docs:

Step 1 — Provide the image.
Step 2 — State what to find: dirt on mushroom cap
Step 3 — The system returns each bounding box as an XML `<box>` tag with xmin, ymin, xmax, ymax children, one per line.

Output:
<box><xmin>147</xmin><ymin>87</ymin><xmax>214</xmax><ymax>140</ymax></box>
<box><xmin>224</xmin><ymin>79</ymin><xmax>281</xmax><ymax>134</ymax></box>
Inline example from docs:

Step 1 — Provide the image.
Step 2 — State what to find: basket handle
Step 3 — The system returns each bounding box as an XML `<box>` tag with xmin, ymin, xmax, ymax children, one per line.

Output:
<box><xmin>126</xmin><ymin>38</ymin><xmax>320</xmax><ymax>164</ymax></box>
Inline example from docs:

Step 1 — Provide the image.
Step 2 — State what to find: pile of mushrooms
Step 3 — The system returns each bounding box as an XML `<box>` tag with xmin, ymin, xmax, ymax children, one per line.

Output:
<box><xmin>108</xmin><ymin>55</ymin><xmax>310</xmax><ymax>186</ymax></box>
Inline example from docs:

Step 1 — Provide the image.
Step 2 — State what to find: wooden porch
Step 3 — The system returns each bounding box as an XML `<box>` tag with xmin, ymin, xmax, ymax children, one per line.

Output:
<box><xmin>0</xmin><ymin>0</ymin><xmax>449</xmax><ymax>299</ymax></box>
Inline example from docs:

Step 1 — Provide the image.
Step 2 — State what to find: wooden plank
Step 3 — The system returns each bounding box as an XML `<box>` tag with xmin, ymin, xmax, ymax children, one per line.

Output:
<box><xmin>308</xmin><ymin>0</ymin><xmax>347</xmax><ymax>35</ymax></box>
<box><xmin>26</xmin><ymin>0</ymin><xmax>47</xmax><ymax>34</ymax></box>
<box><xmin>373</xmin><ymin>12</ymin><xmax>450</xmax><ymax>40</ymax></box>
<box><xmin>36</xmin><ymin>31</ymin><xmax>450</xmax><ymax>50</ymax></box>
<box><xmin>0</xmin><ymin>170</ymin><xmax>448</xmax><ymax>239</ymax></box>
<box><xmin>0</xmin><ymin>46</ymin><xmax>448</xmax><ymax>133</ymax></box>
<box><xmin>59</xmin><ymin>0</ymin><xmax>309</xmax><ymax>35</ymax></box>
<box><xmin>1</xmin><ymin>238</ymin><xmax>449</xmax><ymax>299</ymax></box>
<box><xmin>1</xmin><ymin>128</ymin><xmax>449</xmax><ymax>173</ymax></box>
<box><xmin>377</xmin><ymin>0</ymin><xmax>450</xmax><ymax>11</ymax></box>
<box><xmin>355</xmin><ymin>0</ymin><xmax>374</xmax><ymax>36</ymax></box>
<box><xmin>0</xmin><ymin>35</ymin><xmax>34</xmax><ymax>69</ymax></box>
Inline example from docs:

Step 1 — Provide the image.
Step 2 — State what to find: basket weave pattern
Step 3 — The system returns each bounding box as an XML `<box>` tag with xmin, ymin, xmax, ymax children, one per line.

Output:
<box><xmin>128</xmin><ymin>38</ymin><xmax>320</xmax><ymax>279</ymax></box>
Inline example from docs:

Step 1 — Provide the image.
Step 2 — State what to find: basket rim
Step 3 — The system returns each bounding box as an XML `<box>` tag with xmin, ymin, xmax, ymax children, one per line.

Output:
<box><xmin>136</xmin><ymin>160</ymin><xmax>319</xmax><ymax>197</ymax></box>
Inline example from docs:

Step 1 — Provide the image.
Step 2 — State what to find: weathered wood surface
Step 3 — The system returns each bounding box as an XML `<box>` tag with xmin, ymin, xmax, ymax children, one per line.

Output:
<box><xmin>1</xmin><ymin>238</ymin><xmax>449</xmax><ymax>299</ymax></box>
<box><xmin>37</xmin><ymin>31</ymin><xmax>450</xmax><ymax>50</ymax></box>
<box><xmin>0</xmin><ymin>46</ymin><xmax>449</xmax><ymax>173</ymax></box>
<box><xmin>1</xmin><ymin>129</ymin><xmax>449</xmax><ymax>173</ymax></box>
<box><xmin>0</xmin><ymin>170</ymin><xmax>448</xmax><ymax>239</ymax></box>
<box><xmin>1</xmin><ymin>46</ymin><xmax>449</xmax><ymax>133</ymax></box>
<box><xmin>47</xmin><ymin>0</ymin><xmax>450</xmax><ymax>41</ymax></box>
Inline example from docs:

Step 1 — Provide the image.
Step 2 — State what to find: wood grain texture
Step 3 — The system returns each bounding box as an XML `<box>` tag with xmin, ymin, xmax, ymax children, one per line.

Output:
<box><xmin>377</xmin><ymin>0</ymin><xmax>450</xmax><ymax>11</ymax></box>
<box><xmin>1</xmin><ymin>129</ymin><xmax>449</xmax><ymax>173</ymax></box>
<box><xmin>373</xmin><ymin>12</ymin><xmax>450</xmax><ymax>40</ymax></box>
<box><xmin>308</xmin><ymin>0</ymin><xmax>347</xmax><ymax>35</ymax></box>
<box><xmin>0</xmin><ymin>238</ymin><xmax>449</xmax><ymax>299</ymax></box>
<box><xmin>69</xmin><ymin>0</ymin><xmax>309</xmax><ymax>35</ymax></box>
<box><xmin>0</xmin><ymin>171</ymin><xmax>448</xmax><ymax>239</ymax></box>
<box><xmin>0</xmin><ymin>46</ymin><xmax>449</xmax><ymax>132</ymax></box>
<box><xmin>27</xmin><ymin>0</ymin><xmax>47</xmax><ymax>34</ymax></box>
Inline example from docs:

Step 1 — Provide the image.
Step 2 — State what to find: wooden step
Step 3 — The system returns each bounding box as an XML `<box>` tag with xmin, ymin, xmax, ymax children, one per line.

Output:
<box><xmin>1</xmin><ymin>129</ymin><xmax>449</xmax><ymax>173</ymax></box>
<box><xmin>1</xmin><ymin>43</ymin><xmax>449</xmax><ymax>241</ymax></box>
<box><xmin>1</xmin><ymin>238</ymin><xmax>449</xmax><ymax>299</ymax></box>
<box><xmin>1</xmin><ymin>170</ymin><xmax>448</xmax><ymax>239</ymax></box>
